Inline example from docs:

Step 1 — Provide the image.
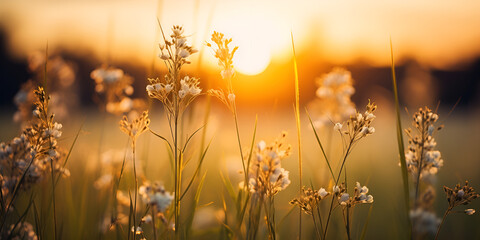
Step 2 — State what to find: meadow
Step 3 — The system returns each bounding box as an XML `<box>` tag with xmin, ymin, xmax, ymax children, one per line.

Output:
<box><xmin>1</xmin><ymin>4</ymin><xmax>480</xmax><ymax>239</ymax></box>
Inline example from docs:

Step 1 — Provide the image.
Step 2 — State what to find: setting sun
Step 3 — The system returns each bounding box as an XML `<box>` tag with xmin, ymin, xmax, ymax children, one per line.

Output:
<box><xmin>234</xmin><ymin>39</ymin><xmax>271</xmax><ymax>75</ymax></box>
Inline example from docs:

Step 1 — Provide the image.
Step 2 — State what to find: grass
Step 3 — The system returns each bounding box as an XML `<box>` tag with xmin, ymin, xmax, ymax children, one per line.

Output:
<box><xmin>390</xmin><ymin>38</ymin><xmax>412</xmax><ymax>239</ymax></box>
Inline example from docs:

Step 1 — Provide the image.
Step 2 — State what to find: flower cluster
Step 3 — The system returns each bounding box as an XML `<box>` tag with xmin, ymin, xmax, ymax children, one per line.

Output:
<box><xmin>8</xmin><ymin>222</ymin><xmax>38</xmax><ymax>240</ymax></box>
<box><xmin>334</xmin><ymin>182</ymin><xmax>374</xmax><ymax>207</ymax></box>
<box><xmin>290</xmin><ymin>187</ymin><xmax>330</xmax><ymax>215</ymax></box>
<box><xmin>443</xmin><ymin>181</ymin><xmax>479</xmax><ymax>212</ymax></box>
<box><xmin>179</xmin><ymin>76</ymin><xmax>201</xmax><ymax>98</ymax></box>
<box><xmin>1</xmin><ymin>87</ymin><xmax>69</xmax><ymax>207</ymax></box>
<box><xmin>207</xmin><ymin>31</ymin><xmax>238</xmax><ymax>80</ymax></box>
<box><xmin>119</xmin><ymin>111</ymin><xmax>150</xmax><ymax>145</ymax></box>
<box><xmin>158</xmin><ymin>25</ymin><xmax>198</xmax><ymax>65</ymax></box>
<box><xmin>409</xmin><ymin>208</ymin><xmax>441</xmax><ymax>235</ymax></box>
<box><xmin>308</xmin><ymin>68</ymin><xmax>356</xmax><ymax>128</ymax></box>
<box><xmin>334</xmin><ymin>100</ymin><xmax>377</xmax><ymax>142</ymax></box>
<box><xmin>13</xmin><ymin>80</ymin><xmax>36</xmax><ymax>126</ymax></box>
<box><xmin>247</xmin><ymin>132</ymin><xmax>291</xmax><ymax>197</ymax></box>
<box><xmin>91</xmin><ymin>65</ymin><xmax>145</xmax><ymax>116</ymax></box>
<box><xmin>404</xmin><ymin>107</ymin><xmax>443</xmax><ymax>179</ymax></box>
<box><xmin>207</xmin><ymin>31</ymin><xmax>239</xmax><ymax>113</ymax></box>
<box><xmin>14</xmin><ymin>53</ymin><xmax>78</xmax><ymax>125</ymax></box>
<box><xmin>139</xmin><ymin>182</ymin><xmax>174</xmax><ymax>212</ymax></box>
<box><xmin>146</xmin><ymin>77</ymin><xmax>173</xmax><ymax>103</ymax></box>
<box><xmin>146</xmin><ymin>25</ymin><xmax>201</xmax><ymax>115</ymax></box>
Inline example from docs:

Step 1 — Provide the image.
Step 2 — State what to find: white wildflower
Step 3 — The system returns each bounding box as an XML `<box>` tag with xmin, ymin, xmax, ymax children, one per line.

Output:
<box><xmin>465</xmin><ymin>209</ymin><xmax>475</xmax><ymax>215</ymax></box>
<box><xmin>318</xmin><ymin>188</ymin><xmax>329</xmax><ymax>198</ymax></box>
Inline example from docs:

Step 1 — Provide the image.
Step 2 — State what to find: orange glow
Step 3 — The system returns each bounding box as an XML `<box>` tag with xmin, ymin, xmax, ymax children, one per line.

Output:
<box><xmin>1</xmin><ymin>0</ymin><xmax>480</xmax><ymax>106</ymax></box>
<box><xmin>2</xmin><ymin>0</ymin><xmax>479</xmax><ymax>70</ymax></box>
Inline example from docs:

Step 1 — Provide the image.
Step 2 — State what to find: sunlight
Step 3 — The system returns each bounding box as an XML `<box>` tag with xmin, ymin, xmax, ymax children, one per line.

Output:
<box><xmin>234</xmin><ymin>38</ymin><xmax>271</xmax><ymax>75</ymax></box>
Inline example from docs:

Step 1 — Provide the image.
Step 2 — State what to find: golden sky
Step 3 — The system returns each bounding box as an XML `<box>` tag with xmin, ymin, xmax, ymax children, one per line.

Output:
<box><xmin>1</xmin><ymin>0</ymin><xmax>480</xmax><ymax>73</ymax></box>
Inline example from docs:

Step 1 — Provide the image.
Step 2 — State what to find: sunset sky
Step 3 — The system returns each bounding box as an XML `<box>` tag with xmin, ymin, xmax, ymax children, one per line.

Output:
<box><xmin>1</xmin><ymin>0</ymin><xmax>480</xmax><ymax>73</ymax></box>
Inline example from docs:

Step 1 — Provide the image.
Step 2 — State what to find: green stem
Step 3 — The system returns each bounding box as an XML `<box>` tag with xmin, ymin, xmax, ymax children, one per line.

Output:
<box><xmin>152</xmin><ymin>206</ymin><xmax>157</xmax><ymax>240</ymax></box>
<box><xmin>312</xmin><ymin>209</ymin><xmax>322</xmax><ymax>240</ymax></box>
<box><xmin>323</xmin><ymin>138</ymin><xmax>354</xmax><ymax>239</ymax></box>
<box><xmin>247</xmin><ymin>195</ymin><xmax>262</xmax><ymax>240</ymax></box>
<box><xmin>414</xmin><ymin>120</ymin><xmax>426</xmax><ymax>208</ymax></box>
<box><xmin>270</xmin><ymin>197</ymin><xmax>276</xmax><ymax>240</ymax></box>
<box><xmin>315</xmin><ymin>203</ymin><xmax>325</xmax><ymax>240</ymax></box>
<box><xmin>434</xmin><ymin>208</ymin><xmax>450</xmax><ymax>240</ymax></box>
<box><xmin>174</xmin><ymin>113</ymin><xmax>179</xmax><ymax>240</ymax></box>
<box><xmin>346</xmin><ymin>206</ymin><xmax>351</xmax><ymax>240</ymax></box>
<box><xmin>232</xmin><ymin>102</ymin><xmax>246</xmax><ymax>187</ymax></box>
<box><xmin>132</xmin><ymin>141</ymin><xmax>138</xmax><ymax>240</ymax></box>
<box><xmin>50</xmin><ymin>158</ymin><xmax>57</xmax><ymax>240</ymax></box>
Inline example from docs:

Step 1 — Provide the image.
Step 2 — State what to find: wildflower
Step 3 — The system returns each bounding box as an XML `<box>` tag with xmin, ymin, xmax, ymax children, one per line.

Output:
<box><xmin>147</xmin><ymin>26</ymin><xmax>201</xmax><ymax>115</ymax></box>
<box><xmin>90</xmin><ymin>65</ymin><xmax>144</xmax><ymax>115</ymax></box>
<box><xmin>318</xmin><ymin>188</ymin><xmax>330</xmax><ymax>198</ymax></box>
<box><xmin>141</xmin><ymin>215</ymin><xmax>152</xmax><ymax>224</ymax></box>
<box><xmin>465</xmin><ymin>209</ymin><xmax>475</xmax><ymax>215</ymax></box>
<box><xmin>207</xmin><ymin>31</ymin><xmax>239</xmax><ymax>113</ymax></box>
<box><xmin>339</xmin><ymin>193</ymin><xmax>350</xmax><ymax>206</ymax></box>
<box><xmin>333</xmin><ymin>182</ymin><xmax>373</xmax><ymax>207</ymax></box>
<box><xmin>207</xmin><ymin>31</ymin><xmax>238</xmax><ymax>75</ymax></box>
<box><xmin>333</xmin><ymin>185</ymin><xmax>340</xmax><ymax>194</ymax></box>
<box><xmin>179</xmin><ymin>76</ymin><xmax>202</xmax><ymax>98</ymax></box>
<box><xmin>139</xmin><ymin>182</ymin><xmax>174</xmax><ymax>212</ymax></box>
<box><xmin>443</xmin><ymin>181</ymin><xmax>479</xmax><ymax>210</ymax></box>
<box><xmin>404</xmin><ymin>107</ymin><xmax>444</xmax><ymax>179</ymax></box>
<box><xmin>435</xmin><ymin>181</ymin><xmax>479</xmax><ymax>238</ymax></box>
<box><xmin>1</xmin><ymin>87</ymin><xmax>68</xmax><ymax>196</ymax></box>
<box><xmin>247</xmin><ymin>132</ymin><xmax>291</xmax><ymax>197</ymax></box>
<box><xmin>8</xmin><ymin>222</ymin><xmax>37</xmax><ymax>240</ymax></box>
<box><xmin>339</xmin><ymin>100</ymin><xmax>377</xmax><ymax>143</ymax></box>
<box><xmin>410</xmin><ymin>208</ymin><xmax>441</xmax><ymax>235</ymax></box>
<box><xmin>308</xmin><ymin>68</ymin><xmax>356</xmax><ymax>128</ymax></box>
<box><xmin>290</xmin><ymin>187</ymin><xmax>330</xmax><ymax>215</ymax></box>
<box><xmin>119</xmin><ymin>111</ymin><xmax>150</xmax><ymax>145</ymax></box>
<box><xmin>131</xmin><ymin>226</ymin><xmax>143</xmax><ymax>235</ymax></box>
<box><xmin>334</xmin><ymin>123</ymin><xmax>343</xmax><ymax>131</ymax></box>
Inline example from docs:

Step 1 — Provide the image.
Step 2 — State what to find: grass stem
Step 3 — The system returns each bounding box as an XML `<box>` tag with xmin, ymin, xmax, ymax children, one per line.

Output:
<box><xmin>434</xmin><ymin>208</ymin><xmax>451</xmax><ymax>240</ymax></box>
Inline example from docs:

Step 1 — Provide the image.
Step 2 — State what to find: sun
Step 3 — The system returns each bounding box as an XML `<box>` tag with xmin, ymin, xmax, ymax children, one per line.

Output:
<box><xmin>234</xmin><ymin>39</ymin><xmax>271</xmax><ymax>76</ymax></box>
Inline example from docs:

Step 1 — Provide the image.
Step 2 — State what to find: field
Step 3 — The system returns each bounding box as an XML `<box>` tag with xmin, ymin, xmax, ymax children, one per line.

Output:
<box><xmin>1</xmin><ymin>1</ymin><xmax>480</xmax><ymax>240</ymax></box>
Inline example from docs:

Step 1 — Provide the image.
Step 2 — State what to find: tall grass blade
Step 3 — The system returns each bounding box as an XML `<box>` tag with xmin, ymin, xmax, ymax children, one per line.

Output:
<box><xmin>390</xmin><ymin>38</ymin><xmax>411</xmax><ymax>239</ymax></box>
<box><xmin>291</xmin><ymin>31</ymin><xmax>303</xmax><ymax>240</ymax></box>
<box><xmin>55</xmin><ymin>121</ymin><xmax>84</xmax><ymax>186</ymax></box>
<box><xmin>50</xmin><ymin>157</ymin><xmax>57</xmax><ymax>240</ymax></box>
<box><xmin>360</xmin><ymin>203</ymin><xmax>374</xmax><ymax>240</ymax></box>
<box><xmin>127</xmin><ymin>191</ymin><xmax>134</xmax><ymax>240</ymax></box>
<box><xmin>180</xmin><ymin>138</ymin><xmax>212</xmax><ymax>200</ymax></box>
<box><xmin>184</xmin><ymin>172</ymin><xmax>207</xmax><ymax>238</ymax></box>
<box><xmin>33</xmin><ymin>200</ymin><xmax>42</xmax><ymax>240</ymax></box>
<box><xmin>182</xmin><ymin>124</ymin><xmax>205</xmax><ymax>152</ymax></box>
<box><xmin>220</xmin><ymin>194</ymin><xmax>234</xmax><ymax>240</ymax></box>
<box><xmin>44</xmin><ymin>42</ymin><xmax>48</xmax><ymax>93</ymax></box>
<box><xmin>245</xmin><ymin>115</ymin><xmax>258</xmax><ymax>186</ymax></box>
<box><xmin>306</xmin><ymin>110</ymin><xmax>335</xmax><ymax>181</ymax></box>
<box><xmin>238</xmin><ymin>115</ymin><xmax>258</xmax><ymax>225</ymax></box>
<box><xmin>150</xmin><ymin>129</ymin><xmax>173</xmax><ymax>153</ymax></box>
<box><xmin>220</xmin><ymin>171</ymin><xmax>237</xmax><ymax>204</ymax></box>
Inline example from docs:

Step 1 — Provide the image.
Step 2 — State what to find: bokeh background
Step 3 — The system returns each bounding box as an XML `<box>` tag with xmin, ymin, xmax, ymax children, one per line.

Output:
<box><xmin>1</xmin><ymin>0</ymin><xmax>480</xmax><ymax>239</ymax></box>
